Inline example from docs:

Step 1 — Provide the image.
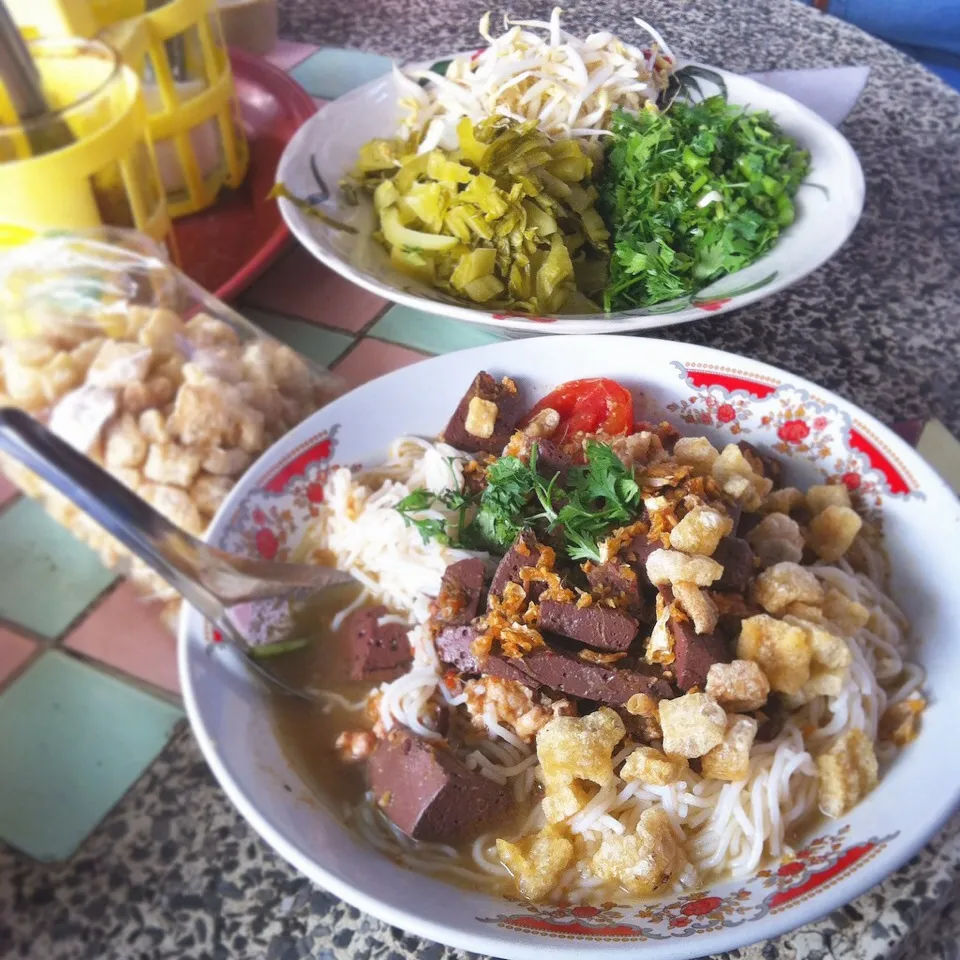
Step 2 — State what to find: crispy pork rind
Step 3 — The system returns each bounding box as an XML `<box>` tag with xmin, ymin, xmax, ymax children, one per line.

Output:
<box><xmin>0</xmin><ymin>231</ymin><xmax>341</xmax><ymax>630</ymax></box>
<box><xmin>536</xmin><ymin>707</ymin><xmax>626</xmax><ymax>823</ymax></box>
<box><xmin>752</xmin><ymin>562</ymin><xmax>825</xmax><ymax>615</ymax></box>
<box><xmin>712</xmin><ymin>443</ymin><xmax>773</xmax><ymax>510</ymax></box>
<box><xmin>807</xmin><ymin>505</ymin><xmax>863</xmax><ymax>562</ymax></box>
<box><xmin>646</xmin><ymin>549</ymin><xmax>724</xmax><ymax>588</ymax></box>
<box><xmin>624</xmin><ymin>693</ymin><xmax>663</xmax><ymax>741</ymax></box>
<box><xmin>589</xmin><ymin>807</ymin><xmax>687</xmax><ymax>895</ymax></box>
<box><xmin>497</xmin><ymin>825</ymin><xmax>574</xmax><ymax>901</ymax></box>
<box><xmin>673</xmin><ymin>436</ymin><xmax>719</xmax><ymax>476</ymax></box>
<box><xmin>659</xmin><ymin>692</ymin><xmax>727</xmax><ymax>758</ymax></box>
<box><xmin>760</xmin><ymin>486</ymin><xmax>805</xmax><ymax>516</ymax></box>
<box><xmin>672</xmin><ymin>581</ymin><xmax>719</xmax><ymax>636</ymax></box>
<box><xmin>738</xmin><ymin>611</ymin><xmax>852</xmax><ymax>700</ymax></box>
<box><xmin>645</xmin><ymin>597</ymin><xmax>675</xmax><ymax>665</ymax></box>
<box><xmin>737</xmin><ymin>614</ymin><xmax>811</xmax><ymax>696</ymax></box>
<box><xmin>620</xmin><ymin>745</ymin><xmax>688</xmax><ymax>785</ymax></box>
<box><xmin>706</xmin><ymin>659</ymin><xmax>770</xmax><ymax>712</ymax></box>
<box><xmin>783</xmin><ymin>616</ymin><xmax>852</xmax><ymax>699</ymax></box>
<box><xmin>879</xmin><ymin>697</ymin><xmax>926</xmax><ymax>746</ymax></box>
<box><xmin>821</xmin><ymin>588</ymin><xmax>870</xmax><ymax>635</ymax></box>
<box><xmin>701</xmin><ymin>714</ymin><xmax>758</xmax><ymax>782</ymax></box>
<box><xmin>816</xmin><ymin>729</ymin><xmax>878</xmax><ymax>818</ymax></box>
<box><xmin>806</xmin><ymin>483</ymin><xmax>852</xmax><ymax>514</ymax></box>
<box><xmin>747</xmin><ymin>512</ymin><xmax>805</xmax><ymax>567</ymax></box>
<box><xmin>669</xmin><ymin>505</ymin><xmax>733</xmax><ymax>556</ymax></box>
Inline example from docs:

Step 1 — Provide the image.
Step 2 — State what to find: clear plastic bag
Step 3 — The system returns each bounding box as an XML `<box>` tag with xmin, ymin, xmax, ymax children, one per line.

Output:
<box><xmin>0</xmin><ymin>229</ymin><xmax>343</xmax><ymax>630</ymax></box>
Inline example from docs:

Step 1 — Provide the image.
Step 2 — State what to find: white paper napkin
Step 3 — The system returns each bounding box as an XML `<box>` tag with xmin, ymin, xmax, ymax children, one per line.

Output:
<box><xmin>744</xmin><ymin>66</ymin><xmax>871</xmax><ymax>126</ymax></box>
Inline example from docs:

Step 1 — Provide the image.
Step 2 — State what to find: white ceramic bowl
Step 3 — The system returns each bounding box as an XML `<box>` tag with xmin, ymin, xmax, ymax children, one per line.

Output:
<box><xmin>276</xmin><ymin>64</ymin><xmax>864</xmax><ymax>335</ymax></box>
<box><xmin>180</xmin><ymin>336</ymin><xmax>960</xmax><ymax>958</ymax></box>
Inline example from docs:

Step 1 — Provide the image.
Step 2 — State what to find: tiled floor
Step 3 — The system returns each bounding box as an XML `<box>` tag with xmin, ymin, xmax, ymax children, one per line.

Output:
<box><xmin>65</xmin><ymin>584</ymin><xmax>181</xmax><ymax>696</ymax></box>
<box><xmin>2</xmin><ymin>40</ymin><xmax>959</xmax><ymax>872</ymax></box>
<box><xmin>0</xmin><ymin>651</ymin><xmax>182</xmax><ymax>861</ymax></box>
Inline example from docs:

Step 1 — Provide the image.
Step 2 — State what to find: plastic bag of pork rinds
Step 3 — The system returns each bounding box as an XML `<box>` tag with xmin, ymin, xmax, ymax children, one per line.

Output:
<box><xmin>0</xmin><ymin>229</ymin><xmax>344</xmax><ymax>631</ymax></box>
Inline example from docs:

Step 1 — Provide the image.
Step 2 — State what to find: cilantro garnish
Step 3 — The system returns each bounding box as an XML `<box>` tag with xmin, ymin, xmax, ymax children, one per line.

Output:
<box><xmin>394</xmin><ymin>440</ymin><xmax>643</xmax><ymax>562</ymax></box>
<box><xmin>599</xmin><ymin>96</ymin><xmax>810</xmax><ymax>310</ymax></box>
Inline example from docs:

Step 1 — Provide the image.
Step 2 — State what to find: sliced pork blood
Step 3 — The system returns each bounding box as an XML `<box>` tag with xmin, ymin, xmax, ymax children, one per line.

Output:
<box><xmin>516</xmin><ymin>643</ymin><xmax>673</xmax><ymax>706</ymax></box>
<box><xmin>435</xmin><ymin>558</ymin><xmax>486</xmax><ymax>626</ymax></box>
<box><xmin>755</xmin><ymin>694</ymin><xmax>788</xmax><ymax>742</ymax></box>
<box><xmin>341</xmin><ymin>606</ymin><xmax>412</xmax><ymax>681</ymax></box>
<box><xmin>712</xmin><ymin>537</ymin><xmax>756</xmax><ymax>593</ymax></box>
<box><xmin>584</xmin><ymin>561</ymin><xmax>642</xmax><ymax>613</ymax></box>
<box><xmin>669</xmin><ymin>617</ymin><xmax>731</xmax><ymax>692</ymax></box>
<box><xmin>442</xmin><ymin>371</ymin><xmax>523</xmax><ymax>455</ymax></box>
<box><xmin>488</xmin><ymin>529</ymin><xmax>545</xmax><ymax>606</ymax></box>
<box><xmin>538</xmin><ymin>599</ymin><xmax>639</xmax><ymax>652</ymax></box>
<box><xmin>434</xmin><ymin>624</ymin><xmax>536</xmax><ymax>687</ymax></box>
<box><xmin>368</xmin><ymin>729</ymin><xmax>510</xmax><ymax>844</ymax></box>
<box><xmin>622</xmin><ymin>534</ymin><xmax>660</xmax><ymax>587</ymax></box>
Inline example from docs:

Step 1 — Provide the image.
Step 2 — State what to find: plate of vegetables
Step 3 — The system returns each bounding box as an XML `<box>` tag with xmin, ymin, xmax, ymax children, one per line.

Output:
<box><xmin>274</xmin><ymin>10</ymin><xmax>864</xmax><ymax>333</ymax></box>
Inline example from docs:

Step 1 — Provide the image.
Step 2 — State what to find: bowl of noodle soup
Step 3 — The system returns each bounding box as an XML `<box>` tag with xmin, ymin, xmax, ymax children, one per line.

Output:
<box><xmin>180</xmin><ymin>335</ymin><xmax>960</xmax><ymax>959</ymax></box>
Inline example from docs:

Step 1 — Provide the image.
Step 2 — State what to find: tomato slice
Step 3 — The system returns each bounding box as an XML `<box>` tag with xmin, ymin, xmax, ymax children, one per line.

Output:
<box><xmin>522</xmin><ymin>378</ymin><xmax>635</xmax><ymax>444</ymax></box>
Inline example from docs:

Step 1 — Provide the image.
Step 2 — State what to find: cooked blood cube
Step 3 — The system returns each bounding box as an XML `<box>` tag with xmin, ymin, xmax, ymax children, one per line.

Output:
<box><xmin>435</xmin><ymin>624</ymin><xmax>535</xmax><ymax>687</ymax></box>
<box><xmin>517</xmin><ymin>644</ymin><xmax>672</xmax><ymax>706</ymax></box>
<box><xmin>712</xmin><ymin>537</ymin><xmax>756</xmax><ymax>593</ymax></box>
<box><xmin>538</xmin><ymin>599</ymin><xmax>639</xmax><ymax>652</ymax></box>
<box><xmin>435</xmin><ymin>558</ymin><xmax>486</xmax><ymax>626</ymax></box>
<box><xmin>368</xmin><ymin>730</ymin><xmax>510</xmax><ymax>843</ymax></box>
<box><xmin>489</xmin><ymin>529</ymin><xmax>544</xmax><ymax>605</ymax></box>
<box><xmin>669</xmin><ymin>618</ymin><xmax>731</xmax><ymax>692</ymax></box>
<box><xmin>442</xmin><ymin>371</ymin><xmax>523</xmax><ymax>455</ymax></box>
<box><xmin>341</xmin><ymin>606</ymin><xmax>412</xmax><ymax>681</ymax></box>
<box><xmin>584</xmin><ymin>561</ymin><xmax>642</xmax><ymax>612</ymax></box>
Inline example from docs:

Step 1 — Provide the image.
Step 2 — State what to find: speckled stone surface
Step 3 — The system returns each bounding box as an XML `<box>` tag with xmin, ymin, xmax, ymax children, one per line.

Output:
<box><xmin>2</xmin><ymin>2</ymin><xmax>959</xmax><ymax>959</ymax></box>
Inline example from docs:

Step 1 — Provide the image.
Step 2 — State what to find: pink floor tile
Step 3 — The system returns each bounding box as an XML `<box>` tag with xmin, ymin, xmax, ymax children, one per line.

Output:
<box><xmin>245</xmin><ymin>245</ymin><xmax>386</xmax><ymax>332</ymax></box>
<box><xmin>265</xmin><ymin>40</ymin><xmax>318</xmax><ymax>71</ymax></box>
<box><xmin>65</xmin><ymin>584</ymin><xmax>179</xmax><ymax>695</ymax></box>
<box><xmin>332</xmin><ymin>338</ymin><xmax>428</xmax><ymax>388</ymax></box>
<box><xmin>0</xmin><ymin>471</ymin><xmax>17</xmax><ymax>509</ymax></box>
<box><xmin>0</xmin><ymin>626</ymin><xmax>37</xmax><ymax>687</ymax></box>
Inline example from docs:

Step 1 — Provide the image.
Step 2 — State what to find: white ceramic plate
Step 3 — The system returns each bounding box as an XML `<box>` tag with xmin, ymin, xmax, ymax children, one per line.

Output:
<box><xmin>275</xmin><ymin>64</ymin><xmax>864</xmax><ymax>335</ymax></box>
<box><xmin>180</xmin><ymin>336</ymin><xmax>960</xmax><ymax>959</ymax></box>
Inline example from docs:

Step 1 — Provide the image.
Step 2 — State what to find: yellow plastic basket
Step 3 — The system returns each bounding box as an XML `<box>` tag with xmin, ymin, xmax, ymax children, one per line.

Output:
<box><xmin>103</xmin><ymin>0</ymin><xmax>250</xmax><ymax>217</ymax></box>
<box><xmin>7</xmin><ymin>0</ymin><xmax>250</xmax><ymax>218</ymax></box>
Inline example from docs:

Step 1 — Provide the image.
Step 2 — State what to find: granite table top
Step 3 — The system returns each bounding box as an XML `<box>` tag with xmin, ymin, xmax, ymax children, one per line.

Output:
<box><xmin>1</xmin><ymin>1</ymin><xmax>958</xmax><ymax>958</ymax></box>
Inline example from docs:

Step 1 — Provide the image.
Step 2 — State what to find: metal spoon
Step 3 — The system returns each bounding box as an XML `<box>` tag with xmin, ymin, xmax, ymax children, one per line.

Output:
<box><xmin>0</xmin><ymin>408</ymin><xmax>356</xmax><ymax>700</ymax></box>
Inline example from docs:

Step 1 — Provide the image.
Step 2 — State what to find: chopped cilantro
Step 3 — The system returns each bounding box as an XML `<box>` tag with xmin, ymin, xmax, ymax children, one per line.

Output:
<box><xmin>599</xmin><ymin>96</ymin><xmax>810</xmax><ymax>310</ymax></box>
<box><xmin>393</xmin><ymin>440</ymin><xmax>643</xmax><ymax>562</ymax></box>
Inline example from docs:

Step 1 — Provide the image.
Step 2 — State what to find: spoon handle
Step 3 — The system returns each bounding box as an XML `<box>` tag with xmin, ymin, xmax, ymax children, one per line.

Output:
<box><xmin>0</xmin><ymin>408</ymin><xmax>241</xmax><ymax>638</ymax></box>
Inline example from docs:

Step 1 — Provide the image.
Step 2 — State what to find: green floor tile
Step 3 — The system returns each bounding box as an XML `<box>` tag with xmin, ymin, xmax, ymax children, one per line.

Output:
<box><xmin>370</xmin><ymin>305</ymin><xmax>508</xmax><ymax>355</ymax></box>
<box><xmin>243</xmin><ymin>308</ymin><xmax>353</xmax><ymax>366</ymax></box>
<box><xmin>0</xmin><ymin>498</ymin><xmax>116</xmax><ymax>639</ymax></box>
<box><xmin>0</xmin><ymin>651</ymin><xmax>182</xmax><ymax>861</ymax></box>
<box><xmin>289</xmin><ymin>48</ymin><xmax>392</xmax><ymax>100</ymax></box>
